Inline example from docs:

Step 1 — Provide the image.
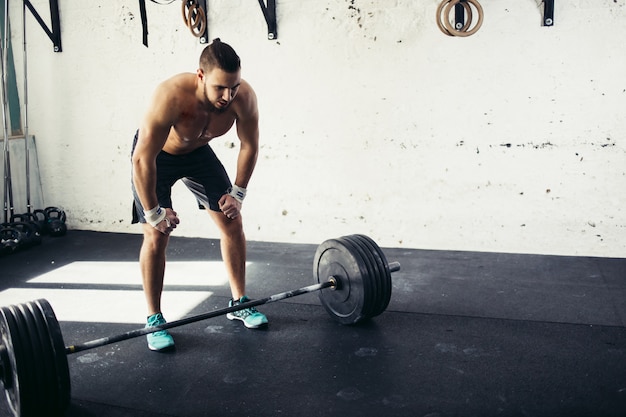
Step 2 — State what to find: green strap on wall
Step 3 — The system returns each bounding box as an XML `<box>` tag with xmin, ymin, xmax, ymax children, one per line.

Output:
<box><xmin>0</xmin><ymin>0</ymin><xmax>23</xmax><ymax>136</ymax></box>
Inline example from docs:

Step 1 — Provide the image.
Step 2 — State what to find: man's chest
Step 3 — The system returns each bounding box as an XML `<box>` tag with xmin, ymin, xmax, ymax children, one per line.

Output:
<box><xmin>176</xmin><ymin>110</ymin><xmax>236</xmax><ymax>141</ymax></box>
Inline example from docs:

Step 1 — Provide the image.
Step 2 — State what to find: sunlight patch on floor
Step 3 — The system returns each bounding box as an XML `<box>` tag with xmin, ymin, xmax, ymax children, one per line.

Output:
<box><xmin>0</xmin><ymin>261</ymin><xmax>251</xmax><ymax>324</ymax></box>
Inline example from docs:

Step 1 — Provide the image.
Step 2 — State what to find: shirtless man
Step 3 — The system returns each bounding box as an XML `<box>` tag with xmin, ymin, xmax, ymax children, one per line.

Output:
<box><xmin>131</xmin><ymin>39</ymin><xmax>267</xmax><ymax>351</ymax></box>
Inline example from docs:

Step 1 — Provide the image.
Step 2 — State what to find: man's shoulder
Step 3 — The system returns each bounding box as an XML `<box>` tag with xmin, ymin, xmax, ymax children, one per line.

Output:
<box><xmin>233</xmin><ymin>79</ymin><xmax>258</xmax><ymax>117</ymax></box>
<box><xmin>156</xmin><ymin>73</ymin><xmax>196</xmax><ymax>95</ymax></box>
<box><xmin>238</xmin><ymin>78</ymin><xmax>255</xmax><ymax>95</ymax></box>
<box><xmin>151</xmin><ymin>73</ymin><xmax>196</xmax><ymax>107</ymax></box>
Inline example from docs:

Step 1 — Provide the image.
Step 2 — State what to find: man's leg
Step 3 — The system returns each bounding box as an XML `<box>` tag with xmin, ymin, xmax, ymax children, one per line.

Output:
<box><xmin>208</xmin><ymin>209</ymin><xmax>268</xmax><ymax>328</ymax></box>
<box><xmin>140</xmin><ymin>223</ymin><xmax>170</xmax><ymax>315</ymax></box>
<box><xmin>140</xmin><ymin>223</ymin><xmax>175</xmax><ymax>350</ymax></box>
<box><xmin>207</xmin><ymin>210</ymin><xmax>246</xmax><ymax>299</ymax></box>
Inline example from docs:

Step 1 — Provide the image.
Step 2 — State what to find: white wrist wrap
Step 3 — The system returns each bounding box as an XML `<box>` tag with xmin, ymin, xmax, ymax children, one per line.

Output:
<box><xmin>144</xmin><ymin>205</ymin><xmax>166</xmax><ymax>227</ymax></box>
<box><xmin>229</xmin><ymin>185</ymin><xmax>247</xmax><ymax>203</ymax></box>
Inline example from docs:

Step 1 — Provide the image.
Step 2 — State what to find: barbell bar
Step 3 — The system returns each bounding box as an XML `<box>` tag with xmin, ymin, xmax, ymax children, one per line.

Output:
<box><xmin>0</xmin><ymin>234</ymin><xmax>400</xmax><ymax>417</ymax></box>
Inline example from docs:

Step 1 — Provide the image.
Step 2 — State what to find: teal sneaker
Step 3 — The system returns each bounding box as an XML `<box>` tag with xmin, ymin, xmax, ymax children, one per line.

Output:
<box><xmin>146</xmin><ymin>312</ymin><xmax>175</xmax><ymax>351</ymax></box>
<box><xmin>227</xmin><ymin>296</ymin><xmax>268</xmax><ymax>329</ymax></box>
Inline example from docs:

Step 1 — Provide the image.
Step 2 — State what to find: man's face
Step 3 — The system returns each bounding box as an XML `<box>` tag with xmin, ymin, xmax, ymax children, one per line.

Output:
<box><xmin>200</xmin><ymin>67</ymin><xmax>241</xmax><ymax>112</ymax></box>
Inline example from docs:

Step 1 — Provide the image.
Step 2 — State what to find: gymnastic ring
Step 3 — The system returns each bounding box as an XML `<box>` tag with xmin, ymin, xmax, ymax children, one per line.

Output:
<box><xmin>436</xmin><ymin>0</ymin><xmax>473</xmax><ymax>37</ymax></box>
<box><xmin>181</xmin><ymin>0</ymin><xmax>198</xmax><ymax>26</ymax></box>
<box><xmin>187</xmin><ymin>4</ymin><xmax>207</xmax><ymax>38</ymax></box>
<box><xmin>182</xmin><ymin>1</ymin><xmax>206</xmax><ymax>38</ymax></box>
<box><xmin>443</xmin><ymin>0</ymin><xmax>483</xmax><ymax>37</ymax></box>
<box><xmin>436</xmin><ymin>0</ymin><xmax>453</xmax><ymax>36</ymax></box>
<box><xmin>443</xmin><ymin>0</ymin><xmax>481</xmax><ymax>36</ymax></box>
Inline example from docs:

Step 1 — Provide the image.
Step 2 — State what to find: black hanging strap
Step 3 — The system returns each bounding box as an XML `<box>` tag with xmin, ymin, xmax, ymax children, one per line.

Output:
<box><xmin>139</xmin><ymin>0</ymin><xmax>148</xmax><ymax>47</ymax></box>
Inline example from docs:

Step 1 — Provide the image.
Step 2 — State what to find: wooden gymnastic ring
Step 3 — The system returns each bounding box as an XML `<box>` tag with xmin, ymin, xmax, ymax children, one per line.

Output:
<box><xmin>181</xmin><ymin>0</ymin><xmax>198</xmax><ymax>26</ymax></box>
<box><xmin>436</xmin><ymin>0</ymin><xmax>473</xmax><ymax>37</ymax></box>
<box><xmin>181</xmin><ymin>0</ymin><xmax>206</xmax><ymax>38</ymax></box>
<box><xmin>443</xmin><ymin>0</ymin><xmax>483</xmax><ymax>37</ymax></box>
<box><xmin>186</xmin><ymin>4</ymin><xmax>206</xmax><ymax>38</ymax></box>
<box><xmin>436</xmin><ymin>0</ymin><xmax>454</xmax><ymax>37</ymax></box>
<box><xmin>443</xmin><ymin>0</ymin><xmax>481</xmax><ymax>36</ymax></box>
<box><xmin>187</xmin><ymin>4</ymin><xmax>206</xmax><ymax>38</ymax></box>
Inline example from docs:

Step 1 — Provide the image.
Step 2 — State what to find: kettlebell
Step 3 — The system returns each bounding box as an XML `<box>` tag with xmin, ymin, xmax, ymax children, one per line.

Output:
<box><xmin>33</xmin><ymin>209</ymin><xmax>48</xmax><ymax>234</ymax></box>
<box><xmin>10</xmin><ymin>212</ymin><xmax>44</xmax><ymax>236</ymax></box>
<box><xmin>8</xmin><ymin>221</ymin><xmax>42</xmax><ymax>247</ymax></box>
<box><xmin>0</xmin><ymin>226</ymin><xmax>22</xmax><ymax>255</ymax></box>
<box><xmin>44</xmin><ymin>207</ymin><xmax>68</xmax><ymax>237</ymax></box>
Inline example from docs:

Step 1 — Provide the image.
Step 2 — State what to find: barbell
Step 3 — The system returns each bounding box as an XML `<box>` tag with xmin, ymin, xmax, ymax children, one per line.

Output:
<box><xmin>0</xmin><ymin>234</ymin><xmax>400</xmax><ymax>417</ymax></box>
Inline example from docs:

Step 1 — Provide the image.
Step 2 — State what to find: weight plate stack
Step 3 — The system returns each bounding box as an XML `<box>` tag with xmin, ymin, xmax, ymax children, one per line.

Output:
<box><xmin>340</xmin><ymin>235</ymin><xmax>379</xmax><ymax>319</ymax></box>
<box><xmin>313</xmin><ymin>238</ymin><xmax>372</xmax><ymax>325</ymax></box>
<box><xmin>0</xmin><ymin>305</ymin><xmax>24</xmax><ymax>417</ymax></box>
<box><xmin>353</xmin><ymin>234</ymin><xmax>392</xmax><ymax>316</ymax></box>
<box><xmin>0</xmin><ymin>300</ymin><xmax>70</xmax><ymax>417</ymax></box>
<box><xmin>32</xmin><ymin>300</ymin><xmax>71</xmax><ymax>415</ymax></box>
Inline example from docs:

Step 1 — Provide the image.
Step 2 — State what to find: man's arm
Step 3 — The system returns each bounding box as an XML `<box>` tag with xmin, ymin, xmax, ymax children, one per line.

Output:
<box><xmin>218</xmin><ymin>82</ymin><xmax>259</xmax><ymax>220</ymax></box>
<box><xmin>233</xmin><ymin>82</ymin><xmax>260</xmax><ymax>189</ymax></box>
<box><xmin>132</xmin><ymin>84</ymin><xmax>178</xmax><ymax>229</ymax></box>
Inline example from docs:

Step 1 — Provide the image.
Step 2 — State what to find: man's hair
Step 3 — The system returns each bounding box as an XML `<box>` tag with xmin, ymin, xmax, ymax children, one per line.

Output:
<box><xmin>199</xmin><ymin>38</ymin><xmax>241</xmax><ymax>73</ymax></box>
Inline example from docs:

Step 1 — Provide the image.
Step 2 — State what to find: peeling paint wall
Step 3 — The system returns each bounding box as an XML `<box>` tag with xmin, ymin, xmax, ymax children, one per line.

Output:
<box><xmin>7</xmin><ymin>0</ymin><xmax>626</xmax><ymax>257</ymax></box>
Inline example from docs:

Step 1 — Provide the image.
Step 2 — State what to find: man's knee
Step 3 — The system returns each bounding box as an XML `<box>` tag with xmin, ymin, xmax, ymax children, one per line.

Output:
<box><xmin>142</xmin><ymin>224</ymin><xmax>170</xmax><ymax>251</ymax></box>
<box><xmin>216</xmin><ymin>215</ymin><xmax>245</xmax><ymax>239</ymax></box>
<box><xmin>223</xmin><ymin>216</ymin><xmax>244</xmax><ymax>236</ymax></box>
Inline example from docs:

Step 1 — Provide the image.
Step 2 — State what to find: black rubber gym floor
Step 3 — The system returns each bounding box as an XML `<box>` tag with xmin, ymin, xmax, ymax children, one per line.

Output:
<box><xmin>0</xmin><ymin>230</ymin><xmax>624</xmax><ymax>417</ymax></box>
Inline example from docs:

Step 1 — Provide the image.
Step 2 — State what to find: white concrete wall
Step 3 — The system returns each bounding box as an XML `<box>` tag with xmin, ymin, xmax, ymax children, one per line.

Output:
<box><xmin>6</xmin><ymin>0</ymin><xmax>626</xmax><ymax>257</ymax></box>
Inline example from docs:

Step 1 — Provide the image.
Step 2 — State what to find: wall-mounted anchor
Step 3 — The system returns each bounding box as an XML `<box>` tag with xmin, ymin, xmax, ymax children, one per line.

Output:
<box><xmin>257</xmin><ymin>0</ymin><xmax>277</xmax><ymax>40</ymax></box>
<box><xmin>543</xmin><ymin>0</ymin><xmax>554</xmax><ymax>26</ymax></box>
<box><xmin>24</xmin><ymin>0</ymin><xmax>62</xmax><ymax>52</ymax></box>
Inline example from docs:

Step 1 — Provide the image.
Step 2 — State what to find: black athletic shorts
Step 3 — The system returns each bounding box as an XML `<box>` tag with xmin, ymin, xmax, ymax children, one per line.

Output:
<box><xmin>131</xmin><ymin>131</ymin><xmax>231</xmax><ymax>224</ymax></box>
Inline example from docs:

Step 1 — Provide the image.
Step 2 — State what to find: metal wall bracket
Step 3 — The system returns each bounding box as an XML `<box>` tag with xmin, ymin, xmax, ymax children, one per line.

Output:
<box><xmin>257</xmin><ymin>0</ymin><xmax>277</xmax><ymax>40</ymax></box>
<box><xmin>139</xmin><ymin>0</ymin><xmax>148</xmax><ymax>47</ymax></box>
<box><xmin>197</xmin><ymin>0</ymin><xmax>208</xmax><ymax>44</ymax></box>
<box><xmin>543</xmin><ymin>0</ymin><xmax>554</xmax><ymax>26</ymax></box>
<box><xmin>24</xmin><ymin>0</ymin><xmax>61</xmax><ymax>52</ymax></box>
<box><xmin>454</xmin><ymin>2</ymin><xmax>465</xmax><ymax>31</ymax></box>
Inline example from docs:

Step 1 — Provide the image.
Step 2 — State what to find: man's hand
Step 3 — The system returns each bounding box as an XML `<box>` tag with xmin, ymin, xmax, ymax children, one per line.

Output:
<box><xmin>218</xmin><ymin>194</ymin><xmax>242</xmax><ymax>219</ymax></box>
<box><xmin>154</xmin><ymin>208</ymin><xmax>180</xmax><ymax>235</ymax></box>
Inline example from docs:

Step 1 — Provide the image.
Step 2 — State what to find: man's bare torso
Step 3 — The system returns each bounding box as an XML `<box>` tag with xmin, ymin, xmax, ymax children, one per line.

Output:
<box><xmin>158</xmin><ymin>73</ymin><xmax>249</xmax><ymax>155</ymax></box>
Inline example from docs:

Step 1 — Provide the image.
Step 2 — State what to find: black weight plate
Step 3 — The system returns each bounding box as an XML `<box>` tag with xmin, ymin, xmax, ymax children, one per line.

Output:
<box><xmin>13</xmin><ymin>303</ymin><xmax>50</xmax><ymax>417</ymax></box>
<box><xmin>0</xmin><ymin>303</ymin><xmax>44</xmax><ymax>417</ymax></box>
<box><xmin>334</xmin><ymin>236</ymin><xmax>377</xmax><ymax>320</ymax></box>
<box><xmin>0</xmin><ymin>306</ymin><xmax>24</xmax><ymax>417</ymax></box>
<box><xmin>346</xmin><ymin>235</ymin><xmax>387</xmax><ymax>317</ymax></box>
<box><xmin>33</xmin><ymin>299</ymin><xmax>70</xmax><ymax>415</ymax></box>
<box><xmin>26</xmin><ymin>301</ymin><xmax>67</xmax><ymax>416</ymax></box>
<box><xmin>351</xmin><ymin>234</ymin><xmax>390</xmax><ymax>316</ymax></box>
<box><xmin>355</xmin><ymin>234</ymin><xmax>392</xmax><ymax>314</ymax></box>
<box><xmin>356</xmin><ymin>234</ymin><xmax>392</xmax><ymax>314</ymax></box>
<box><xmin>340</xmin><ymin>235</ymin><xmax>379</xmax><ymax>319</ymax></box>
<box><xmin>350</xmin><ymin>235</ymin><xmax>387</xmax><ymax>316</ymax></box>
<box><xmin>21</xmin><ymin>302</ymin><xmax>55</xmax><ymax>414</ymax></box>
<box><xmin>313</xmin><ymin>238</ymin><xmax>370</xmax><ymax>325</ymax></box>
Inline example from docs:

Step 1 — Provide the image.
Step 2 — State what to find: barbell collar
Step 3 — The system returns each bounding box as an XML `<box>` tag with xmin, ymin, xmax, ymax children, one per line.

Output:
<box><xmin>388</xmin><ymin>261</ymin><xmax>401</xmax><ymax>273</ymax></box>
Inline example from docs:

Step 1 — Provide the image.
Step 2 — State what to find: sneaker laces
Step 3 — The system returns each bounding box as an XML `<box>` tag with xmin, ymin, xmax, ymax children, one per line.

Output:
<box><xmin>232</xmin><ymin>299</ymin><xmax>260</xmax><ymax>317</ymax></box>
<box><xmin>147</xmin><ymin>314</ymin><xmax>168</xmax><ymax>336</ymax></box>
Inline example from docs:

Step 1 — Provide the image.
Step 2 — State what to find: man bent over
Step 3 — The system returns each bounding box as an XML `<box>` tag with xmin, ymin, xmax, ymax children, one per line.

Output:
<box><xmin>131</xmin><ymin>39</ymin><xmax>267</xmax><ymax>351</ymax></box>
